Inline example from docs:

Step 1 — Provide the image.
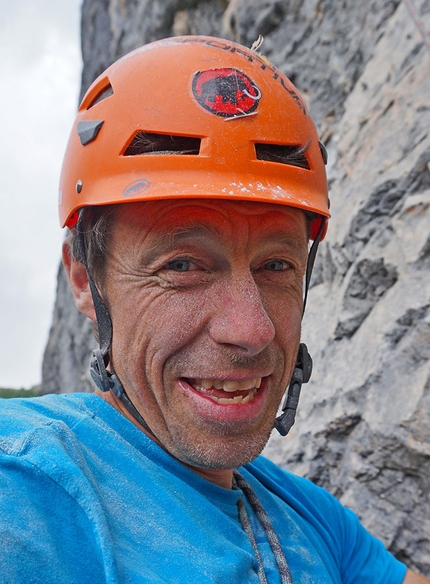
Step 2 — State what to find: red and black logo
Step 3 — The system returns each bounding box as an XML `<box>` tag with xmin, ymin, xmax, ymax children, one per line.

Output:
<box><xmin>192</xmin><ymin>68</ymin><xmax>261</xmax><ymax>118</ymax></box>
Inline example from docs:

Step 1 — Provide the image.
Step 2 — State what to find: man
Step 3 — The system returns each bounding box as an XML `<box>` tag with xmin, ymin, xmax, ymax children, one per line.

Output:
<box><xmin>0</xmin><ymin>36</ymin><xmax>428</xmax><ymax>583</ymax></box>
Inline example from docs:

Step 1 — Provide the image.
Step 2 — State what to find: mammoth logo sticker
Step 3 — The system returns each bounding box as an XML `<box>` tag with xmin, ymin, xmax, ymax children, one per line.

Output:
<box><xmin>192</xmin><ymin>68</ymin><xmax>261</xmax><ymax>118</ymax></box>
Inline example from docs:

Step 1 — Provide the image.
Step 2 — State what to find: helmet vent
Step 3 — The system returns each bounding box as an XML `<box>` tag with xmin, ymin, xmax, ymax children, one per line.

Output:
<box><xmin>255</xmin><ymin>143</ymin><xmax>310</xmax><ymax>170</ymax></box>
<box><xmin>123</xmin><ymin>132</ymin><xmax>201</xmax><ymax>156</ymax></box>
<box><xmin>87</xmin><ymin>84</ymin><xmax>114</xmax><ymax>109</ymax></box>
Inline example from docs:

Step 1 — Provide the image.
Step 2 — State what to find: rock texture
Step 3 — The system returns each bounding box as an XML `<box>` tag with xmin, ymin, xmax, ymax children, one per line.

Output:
<box><xmin>41</xmin><ymin>0</ymin><xmax>430</xmax><ymax>574</ymax></box>
<box><xmin>41</xmin><ymin>265</ymin><xmax>95</xmax><ymax>394</ymax></box>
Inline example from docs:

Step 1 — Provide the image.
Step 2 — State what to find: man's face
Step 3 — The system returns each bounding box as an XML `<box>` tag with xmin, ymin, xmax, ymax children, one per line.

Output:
<box><xmin>103</xmin><ymin>199</ymin><xmax>308</xmax><ymax>470</ymax></box>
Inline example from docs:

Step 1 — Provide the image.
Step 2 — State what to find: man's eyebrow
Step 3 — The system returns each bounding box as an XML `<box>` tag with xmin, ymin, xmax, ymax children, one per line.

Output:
<box><xmin>143</xmin><ymin>222</ymin><xmax>222</xmax><ymax>258</ymax></box>
<box><xmin>257</xmin><ymin>229</ymin><xmax>309</xmax><ymax>256</ymax></box>
<box><xmin>142</xmin><ymin>221</ymin><xmax>307</xmax><ymax>260</ymax></box>
<box><xmin>162</xmin><ymin>221</ymin><xmax>221</xmax><ymax>245</ymax></box>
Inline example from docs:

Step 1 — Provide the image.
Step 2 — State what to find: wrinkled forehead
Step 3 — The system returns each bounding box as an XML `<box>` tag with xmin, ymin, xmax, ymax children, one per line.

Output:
<box><xmin>111</xmin><ymin>198</ymin><xmax>309</xmax><ymax>240</ymax></box>
<box><xmin>104</xmin><ymin>199</ymin><xmax>310</xmax><ymax>268</ymax></box>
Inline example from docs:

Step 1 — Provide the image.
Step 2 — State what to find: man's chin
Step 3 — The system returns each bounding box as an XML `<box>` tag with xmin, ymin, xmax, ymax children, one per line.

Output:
<box><xmin>170</xmin><ymin>426</ymin><xmax>275</xmax><ymax>472</ymax></box>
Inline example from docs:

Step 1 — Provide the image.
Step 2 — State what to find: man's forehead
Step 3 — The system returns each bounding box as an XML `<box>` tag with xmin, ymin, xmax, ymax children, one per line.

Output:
<box><xmin>110</xmin><ymin>199</ymin><xmax>309</xmax><ymax>264</ymax></box>
<box><xmin>115</xmin><ymin>198</ymin><xmax>308</xmax><ymax>237</ymax></box>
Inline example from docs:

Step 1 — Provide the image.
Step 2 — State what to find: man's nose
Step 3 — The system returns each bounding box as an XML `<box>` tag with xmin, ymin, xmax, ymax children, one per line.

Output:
<box><xmin>208</xmin><ymin>273</ymin><xmax>276</xmax><ymax>356</ymax></box>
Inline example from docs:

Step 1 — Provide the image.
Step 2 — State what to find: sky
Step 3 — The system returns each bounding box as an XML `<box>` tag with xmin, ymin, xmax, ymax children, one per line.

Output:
<box><xmin>0</xmin><ymin>0</ymin><xmax>82</xmax><ymax>389</ymax></box>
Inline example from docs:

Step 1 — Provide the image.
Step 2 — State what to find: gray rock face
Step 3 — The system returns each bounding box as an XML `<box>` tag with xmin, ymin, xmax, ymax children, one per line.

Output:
<box><xmin>41</xmin><ymin>264</ymin><xmax>95</xmax><ymax>394</ymax></box>
<box><xmin>41</xmin><ymin>0</ymin><xmax>430</xmax><ymax>574</ymax></box>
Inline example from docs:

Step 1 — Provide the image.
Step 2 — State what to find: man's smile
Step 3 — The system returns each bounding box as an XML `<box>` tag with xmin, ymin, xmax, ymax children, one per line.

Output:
<box><xmin>183</xmin><ymin>377</ymin><xmax>263</xmax><ymax>404</ymax></box>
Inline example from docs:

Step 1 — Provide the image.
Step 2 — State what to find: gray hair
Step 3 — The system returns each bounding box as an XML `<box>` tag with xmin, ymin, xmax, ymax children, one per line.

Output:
<box><xmin>68</xmin><ymin>205</ymin><xmax>117</xmax><ymax>284</ymax></box>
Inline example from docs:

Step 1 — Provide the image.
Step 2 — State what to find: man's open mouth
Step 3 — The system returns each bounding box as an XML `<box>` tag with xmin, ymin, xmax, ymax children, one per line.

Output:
<box><xmin>185</xmin><ymin>378</ymin><xmax>263</xmax><ymax>404</ymax></box>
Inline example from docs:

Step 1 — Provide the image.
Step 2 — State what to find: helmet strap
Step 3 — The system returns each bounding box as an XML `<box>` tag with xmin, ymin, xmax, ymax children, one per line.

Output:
<box><xmin>275</xmin><ymin>343</ymin><xmax>313</xmax><ymax>436</ymax></box>
<box><xmin>76</xmin><ymin>211</ymin><xmax>154</xmax><ymax>436</ymax></box>
<box><xmin>274</xmin><ymin>216</ymin><xmax>326</xmax><ymax>436</ymax></box>
<box><xmin>303</xmin><ymin>216</ymin><xmax>326</xmax><ymax>314</ymax></box>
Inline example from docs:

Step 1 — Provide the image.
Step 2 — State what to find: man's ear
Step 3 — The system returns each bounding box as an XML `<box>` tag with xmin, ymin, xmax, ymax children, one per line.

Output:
<box><xmin>62</xmin><ymin>239</ymin><xmax>97</xmax><ymax>322</ymax></box>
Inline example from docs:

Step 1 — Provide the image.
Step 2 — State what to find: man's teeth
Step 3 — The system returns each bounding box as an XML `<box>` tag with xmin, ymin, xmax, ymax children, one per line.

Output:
<box><xmin>210</xmin><ymin>388</ymin><xmax>258</xmax><ymax>404</ymax></box>
<box><xmin>192</xmin><ymin>378</ymin><xmax>262</xmax><ymax>405</ymax></box>
<box><xmin>198</xmin><ymin>378</ymin><xmax>262</xmax><ymax>392</ymax></box>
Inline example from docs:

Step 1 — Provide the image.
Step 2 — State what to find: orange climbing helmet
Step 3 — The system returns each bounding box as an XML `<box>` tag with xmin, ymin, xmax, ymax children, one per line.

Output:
<box><xmin>59</xmin><ymin>35</ymin><xmax>330</xmax><ymax>239</ymax></box>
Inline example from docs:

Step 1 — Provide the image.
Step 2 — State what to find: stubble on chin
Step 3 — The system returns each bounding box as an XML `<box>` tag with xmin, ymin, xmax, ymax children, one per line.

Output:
<box><xmin>164</xmin><ymin>413</ymin><xmax>278</xmax><ymax>471</ymax></box>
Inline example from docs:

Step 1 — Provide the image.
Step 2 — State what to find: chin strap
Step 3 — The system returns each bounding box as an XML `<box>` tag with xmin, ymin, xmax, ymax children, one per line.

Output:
<box><xmin>303</xmin><ymin>216</ymin><xmax>325</xmax><ymax>314</ymax></box>
<box><xmin>90</xmin><ymin>351</ymin><xmax>154</xmax><ymax>435</ymax></box>
<box><xmin>275</xmin><ymin>343</ymin><xmax>313</xmax><ymax>436</ymax></box>
<box><xmin>76</xmin><ymin>212</ymin><xmax>154</xmax><ymax>436</ymax></box>
<box><xmin>274</xmin><ymin>216</ymin><xmax>326</xmax><ymax>436</ymax></box>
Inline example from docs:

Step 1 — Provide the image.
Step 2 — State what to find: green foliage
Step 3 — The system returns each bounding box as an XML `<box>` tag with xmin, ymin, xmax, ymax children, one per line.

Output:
<box><xmin>0</xmin><ymin>386</ymin><xmax>40</xmax><ymax>399</ymax></box>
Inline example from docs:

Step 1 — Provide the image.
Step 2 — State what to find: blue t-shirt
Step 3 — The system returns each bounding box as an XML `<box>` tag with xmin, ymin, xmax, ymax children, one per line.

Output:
<box><xmin>0</xmin><ymin>394</ymin><xmax>406</xmax><ymax>583</ymax></box>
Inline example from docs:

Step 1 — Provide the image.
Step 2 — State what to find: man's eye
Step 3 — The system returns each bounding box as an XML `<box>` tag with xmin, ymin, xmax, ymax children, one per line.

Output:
<box><xmin>264</xmin><ymin>260</ymin><xmax>287</xmax><ymax>271</ymax></box>
<box><xmin>166</xmin><ymin>259</ymin><xmax>190</xmax><ymax>272</ymax></box>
